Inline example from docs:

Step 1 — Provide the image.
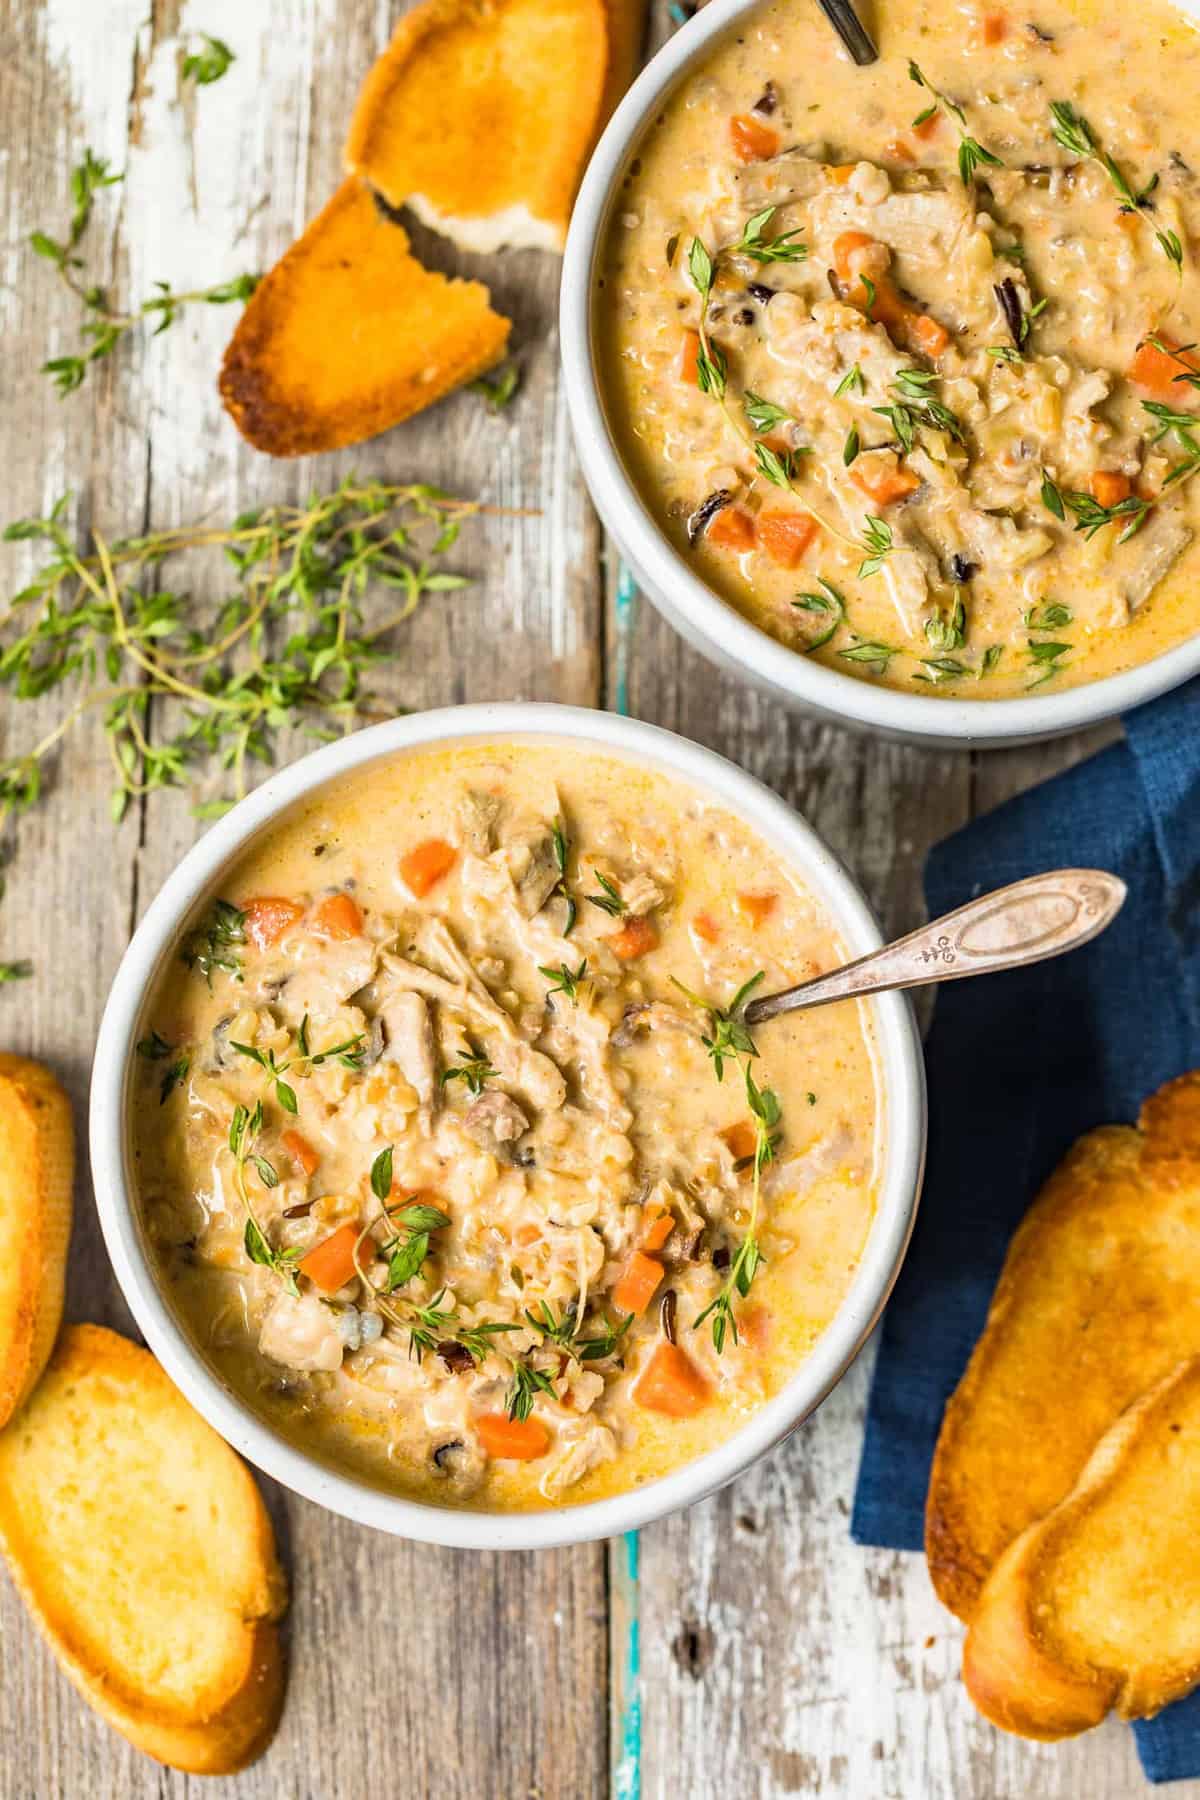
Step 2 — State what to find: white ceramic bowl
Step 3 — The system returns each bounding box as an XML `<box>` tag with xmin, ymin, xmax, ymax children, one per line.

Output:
<box><xmin>90</xmin><ymin>703</ymin><xmax>925</xmax><ymax>1548</ymax></box>
<box><xmin>561</xmin><ymin>0</ymin><xmax>1200</xmax><ymax>748</ymax></box>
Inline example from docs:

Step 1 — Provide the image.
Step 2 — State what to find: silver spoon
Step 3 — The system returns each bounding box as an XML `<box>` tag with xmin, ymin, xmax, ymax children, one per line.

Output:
<box><xmin>815</xmin><ymin>0</ymin><xmax>878</xmax><ymax>66</ymax></box>
<box><xmin>743</xmin><ymin>869</ymin><xmax>1126</xmax><ymax>1027</ymax></box>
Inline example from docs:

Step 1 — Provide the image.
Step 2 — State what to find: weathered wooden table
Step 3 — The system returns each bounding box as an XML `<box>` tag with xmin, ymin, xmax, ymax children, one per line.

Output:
<box><xmin>0</xmin><ymin>2</ymin><xmax>1184</xmax><ymax>1795</ymax></box>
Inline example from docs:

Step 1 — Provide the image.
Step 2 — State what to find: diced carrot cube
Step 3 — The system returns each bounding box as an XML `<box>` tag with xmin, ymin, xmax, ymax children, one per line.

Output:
<box><xmin>980</xmin><ymin>11</ymin><xmax>1008</xmax><ymax>42</ymax></box>
<box><xmin>755</xmin><ymin>510</ymin><xmax>819</xmax><ymax>569</ymax></box>
<box><xmin>729</xmin><ymin>114</ymin><xmax>781</xmax><ymax>164</ymax></box>
<box><xmin>828</xmin><ymin>163</ymin><xmax>857</xmax><ymax>184</ymax></box>
<box><xmin>738</xmin><ymin>1303</ymin><xmax>773</xmax><ymax>1350</ymax></box>
<box><xmin>832</xmin><ymin>230</ymin><xmax>877</xmax><ymax>282</ymax></box>
<box><xmin>634</xmin><ymin>1341</ymin><xmax>711</xmax><ymax>1418</ymax></box>
<box><xmin>1090</xmin><ymin>471</ymin><xmax>1132</xmax><ymax>509</ymax></box>
<box><xmin>913</xmin><ymin>109</ymin><xmax>942</xmax><ymax>141</ymax></box>
<box><xmin>884</xmin><ymin>140</ymin><xmax>916</xmax><ymax>163</ymax></box>
<box><xmin>476</xmin><ymin>1414</ymin><xmax>551</xmax><ymax>1460</ymax></box>
<box><xmin>281</xmin><ymin>1129</ymin><xmax>319</xmax><ymax>1178</ymax></box>
<box><xmin>908</xmin><ymin>312</ymin><xmax>951</xmax><ymax>358</ymax></box>
<box><xmin>692</xmin><ymin>912</ymin><xmax>722</xmax><ymax>946</ymax></box>
<box><xmin>242</xmin><ymin>896</ymin><xmax>304</xmax><ymax>951</ymax></box>
<box><xmin>705</xmin><ymin>507</ymin><xmax>756</xmax><ymax>552</ymax></box>
<box><xmin>298</xmin><ymin>1222</ymin><xmax>360</xmax><ymax>1294</ymax></box>
<box><xmin>719</xmin><ymin>1119</ymin><xmax>758</xmax><ymax>1163</ymax></box>
<box><xmin>735</xmin><ymin>890</ymin><xmax>778</xmax><ymax>926</ymax></box>
<box><xmin>612</xmin><ymin>1251</ymin><xmax>664</xmax><ymax>1316</ymax></box>
<box><xmin>311</xmin><ymin>892</ymin><xmax>364</xmax><ymax>939</ymax></box>
<box><xmin>609</xmin><ymin>915</ymin><xmax>660</xmax><ymax>961</ymax></box>
<box><xmin>1130</xmin><ymin>337</ymin><xmax>1193</xmax><ymax>401</ymax></box>
<box><xmin>642</xmin><ymin>1212</ymin><xmax>675</xmax><ymax>1252</ymax></box>
<box><xmin>678</xmin><ymin>328</ymin><xmax>701</xmax><ymax>386</ymax></box>
<box><xmin>400</xmin><ymin>837</ymin><xmax>458</xmax><ymax>898</ymax></box>
<box><xmin>851</xmin><ymin>456</ymin><xmax>921</xmax><ymax>505</ymax></box>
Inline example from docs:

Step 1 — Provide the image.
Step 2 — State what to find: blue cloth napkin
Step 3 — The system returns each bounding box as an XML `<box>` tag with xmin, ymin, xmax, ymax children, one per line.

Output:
<box><xmin>851</xmin><ymin>677</ymin><xmax>1200</xmax><ymax>1784</ymax></box>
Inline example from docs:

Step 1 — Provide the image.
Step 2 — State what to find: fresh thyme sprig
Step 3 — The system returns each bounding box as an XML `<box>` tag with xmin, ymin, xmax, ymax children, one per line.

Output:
<box><xmin>792</xmin><ymin>577</ymin><xmax>847</xmax><ymax>652</ymax></box>
<box><xmin>468</xmin><ymin>365</ymin><xmax>521</xmax><ymax>412</ymax></box>
<box><xmin>670</xmin><ymin>973</ymin><xmax>783</xmax><ymax>1352</ymax></box>
<box><xmin>182</xmin><ymin>33</ymin><xmax>235</xmax><ymax>84</ymax></box>
<box><xmin>838</xmin><ymin>636</ymin><xmax>899</xmax><ymax>676</ymax></box>
<box><xmin>539</xmin><ymin>959</ymin><xmax>588</xmax><ymax>1004</ymax></box>
<box><xmin>728</xmin><ymin>205</ymin><xmax>808</xmax><ymax>265</ymax></box>
<box><xmin>694</xmin><ymin>1064</ymin><xmax>780</xmax><ymax>1353</ymax></box>
<box><xmin>231</xmin><ymin>1015</ymin><xmax>367</xmax><ymax>1111</ymax></box>
<box><xmin>858</xmin><ymin>516</ymin><xmax>894</xmax><ymax>578</ymax></box>
<box><xmin>909</xmin><ymin>62</ymin><xmax>1003</xmax><ymax>185</ymax></box>
<box><xmin>439</xmin><ymin>1046</ymin><xmax>496</xmax><ymax>1096</ymax></box>
<box><xmin>31</xmin><ymin>149</ymin><xmax>258</xmax><ymax>394</ymax></box>
<box><xmin>506</xmin><ymin>1360</ymin><xmax>558</xmax><ymax>1423</ymax></box>
<box><xmin>834</xmin><ymin>364</ymin><xmax>865</xmax><ymax>398</ymax></box>
<box><xmin>585</xmin><ymin>871</ymin><xmax>626</xmax><ymax>917</ymax></box>
<box><xmin>1040</xmin><ymin>471</ymin><xmax>1162</xmax><ymax>543</ymax></box>
<box><xmin>874</xmin><ymin>368</ymin><xmax>965</xmax><ymax>451</ymax></box>
<box><xmin>0</xmin><ymin>481</ymin><xmax>484</xmax><ymax>967</ymax></box>
<box><xmin>549</xmin><ymin>819</ymin><xmax>578</xmax><ymax>934</ymax></box>
<box><xmin>229</xmin><ymin>1100</ymin><xmax>304</xmax><ymax>1296</ymax></box>
<box><xmin>685</xmin><ymin>227</ymin><xmax>854</xmax><ymax>548</ymax></box>
<box><xmin>181</xmin><ymin>899</ymin><xmax>246</xmax><ymax>985</ymax></box>
<box><xmin>1048</xmin><ymin>102</ymin><xmax>1183</xmax><ymax>270</ymax></box>
<box><xmin>743</xmin><ymin>392</ymin><xmax>793</xmax><ymax>434</ymax></box>
<box><xmin>670</xmin><ymin>970</ymin><xmax>763</xmax><ymax>1079</ymax></box>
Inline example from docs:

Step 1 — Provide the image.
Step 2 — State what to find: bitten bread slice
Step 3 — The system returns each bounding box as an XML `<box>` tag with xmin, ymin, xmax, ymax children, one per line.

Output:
<box><xmin>0</xmin><ymin>1054</ymin><xmax>73</xmax><ymax>1429</ymax></box>
<box><xmin>964</xmin><ymin>1357</ymin><xmax>1200</xmax><ymax>1738</ymax></box>
<box><xmin>0</xmin><ymin>1325</ymin><xmax>287</xmax><ymax>1773</ymax></box>
<box><xmin>220</xmin><ymin>178</ymin><xmax>510</xmax><ymax>455</ymax></box>
<box><xmin>345</xmin><ymin>0</ymin><xmax>610</xmax><ymax>253</ymax></box>
<box><xmin>926</xmin><ymin>1072</ymin><xmax>1200</xmax><ymax>1622</ymax></box>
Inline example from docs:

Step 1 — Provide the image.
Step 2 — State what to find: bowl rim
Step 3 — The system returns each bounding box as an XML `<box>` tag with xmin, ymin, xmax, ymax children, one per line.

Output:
<box><xmin>560</xmin><ymin>0</ymin><xmax>1200</xmax><ymax>744</ymax></box>
<box><xmin>90</xmin><ymin>701</ymin><xmax>925</xmax><ymax>1549</ymax></box>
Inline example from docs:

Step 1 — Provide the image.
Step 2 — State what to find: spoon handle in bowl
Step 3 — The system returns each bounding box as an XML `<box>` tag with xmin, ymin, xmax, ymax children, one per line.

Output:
<box><xmin>742</xmin><ymin>869</ymin><xmax>1127</xmax><ymax>1026</ymax></box>
<box><xmin>815</xmin><ymin>0</ymin><xmax>879</xmax><ymax>65</ymax></box>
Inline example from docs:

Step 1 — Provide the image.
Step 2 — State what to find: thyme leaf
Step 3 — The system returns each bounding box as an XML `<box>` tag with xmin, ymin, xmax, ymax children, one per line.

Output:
<box><xmin>182</xmin><ymin>33</ymin><xmax>235</xmax><ymax>83</ymax></box>
<box><xmin>857</xmin><ymin>516</ymin><xmax>894</xmax><ymax>579</ymax></box>
<box><xmin>539</xmin><ymin>958</ymin><xmax>588</xmax><ymax>1004</ymax></box>
<box><xmin>440</xmin><ymin>1047</ymin><xmax>496</xmax><ymax>1096</ymax></box>
<box><xmin>1048</xmin><ymin>101</ymin><xmax>1182</xmax><ymax>269</ymax></box>
<box><xmin>791</xmin><ymin>577</ymin><xmax>846</xmax><ymax>651</ymax></box>
<box><xmin>908</xmin><ymin>62</ymin><xmax>1003</xmax><ymax>185</ymax></box>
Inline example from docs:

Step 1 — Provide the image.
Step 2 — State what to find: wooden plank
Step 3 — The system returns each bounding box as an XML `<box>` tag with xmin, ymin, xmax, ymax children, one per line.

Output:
<box><xmin>0</xmin><ymin>2</ymin><xmax>608</xmax><ymax>1796</ymax></box>
<box><xmin>617</xmin><ymin>7</ymin><xmax>1191</xmax><ymax>1798</ymax></box>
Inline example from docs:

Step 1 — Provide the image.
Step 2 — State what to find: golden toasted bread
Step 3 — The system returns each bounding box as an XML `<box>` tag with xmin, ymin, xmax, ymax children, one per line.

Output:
<box><xmin>964</xmin><ymin>1357</ymin><xmax>1200</xmax><ymax>1738</ymax></box>
<box><xmin>599</xmin><ymin>1</ymin><xmax>647</xmax><ymax>131</ymax></box>
<box><xmin>345</xmin><ymin>0</ymin><xmax>610</xmax><ymax>253</ymax></box>
<box><xmin>927</xmin><ymin>1072</ymin><xmax>1200</xmax><ymax>1623</ymax></box>
<box><xmin>220</xmin><ymin>178</ymin><xmax>510</xmax><ymax>455</ymax></box>
<box><xmin>0</xmin><ymin>1054</ymin><xmax>73</xmax><ymax>1429</ymax></box>
<box><xmin>0</xmin><ymin>1325</ymin><xmax>287</xmax><ymax>1773</ymax></box>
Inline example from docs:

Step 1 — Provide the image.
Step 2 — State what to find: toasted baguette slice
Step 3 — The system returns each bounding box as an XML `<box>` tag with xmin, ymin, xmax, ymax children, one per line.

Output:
<box><xmin>964</xmin><ymin>1357</ymin><xmax>1200</xmax><ymax>1737</ymax></box>
<box><xmin>926</xmin><ymin>1072</ymin><xmax>1200</xmax><ymax>1622</ymax></box>
<box><xmin>598</xmin><ymin>1</ymin><xmax>646</xmax><ymax>134</ymax></box>
<box><xmin>0</xmin><ymin>1054</ymin><xmax>73</xmax><ymax>1429</ymax></box>
<box><xmin>345</xmin><ymin>0</ymin><xmax>610</xmax><ymax>254</ymax></box>
<box><xmin>0</xmin><ymin>1325</ymin><xmax>287</xmax><ymax>1773</ymax></box>
<box><xmin>220</xmin><ymin>178</ymin><xmax>510</xmax><ymax>455</ymax></box>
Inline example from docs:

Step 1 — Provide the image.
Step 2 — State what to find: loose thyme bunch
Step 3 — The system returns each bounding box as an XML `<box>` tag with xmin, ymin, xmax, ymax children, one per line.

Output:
<box><xmin>0</xmin><ymin>479</ymin><xmax>487</xmax><ymax>972</ymax></box>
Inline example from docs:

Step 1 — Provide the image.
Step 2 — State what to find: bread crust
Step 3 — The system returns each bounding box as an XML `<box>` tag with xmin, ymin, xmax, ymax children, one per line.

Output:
<box><xmin>926</xmin><ymin>1072</ymin><xmax>1200</xmax><ymax>1621</ymax></box>
<box><xmin>0</xmin><ymin>1325</ymin><xmax>287</xmax><ymax>1774</ymax></box>
<box><xmin>220</xmin><ymin>178</ymin><xmax>510</xmax><ymax>456</ymax></box>
<box><xmin>0</xmin><ymin>1054</ymin><xmax>74</xmax><ymax>1429</ymax></box>
<box><xmin>963</xmin><ymin>1358</ymin><xmax>1200</xmax><ymax>1738</ymax></box>
<box><xmin>344</xmin><ymin>0</ymin><xmax>610</xmax><ymax>252</ymax></box>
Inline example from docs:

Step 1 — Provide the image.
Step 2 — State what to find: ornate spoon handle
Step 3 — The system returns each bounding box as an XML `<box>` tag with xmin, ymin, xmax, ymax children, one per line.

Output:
<box><xmin>742</xmin><ymin>869</ymin><xmax>1126</xmax><ymax>1027</ymax></box>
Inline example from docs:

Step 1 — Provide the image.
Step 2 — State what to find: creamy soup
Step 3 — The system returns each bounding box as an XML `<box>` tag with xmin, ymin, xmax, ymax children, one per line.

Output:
<box><xmin>599</xmin><ymin>0</ymin><xmax>1200</xmax><ymax>698</ymax></box>
<box><xmin>129</xmin><ymin>741</ymin><xmax>883</xmax><ymax>1510</ymax></box>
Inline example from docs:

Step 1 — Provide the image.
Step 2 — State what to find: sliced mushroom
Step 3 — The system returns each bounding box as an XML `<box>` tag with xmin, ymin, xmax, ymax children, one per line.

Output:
<box><xmin>502</xmin><ymin>824</ymin><xmax>562</xmax><ymax>918</ymax></box>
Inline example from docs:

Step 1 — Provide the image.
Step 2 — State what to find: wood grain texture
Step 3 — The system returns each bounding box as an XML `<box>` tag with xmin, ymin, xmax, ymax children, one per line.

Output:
<box><xmin>0</xmin><ymin>0</ymin><xmax>1190</xmax><ymax>1795</ymax></box>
